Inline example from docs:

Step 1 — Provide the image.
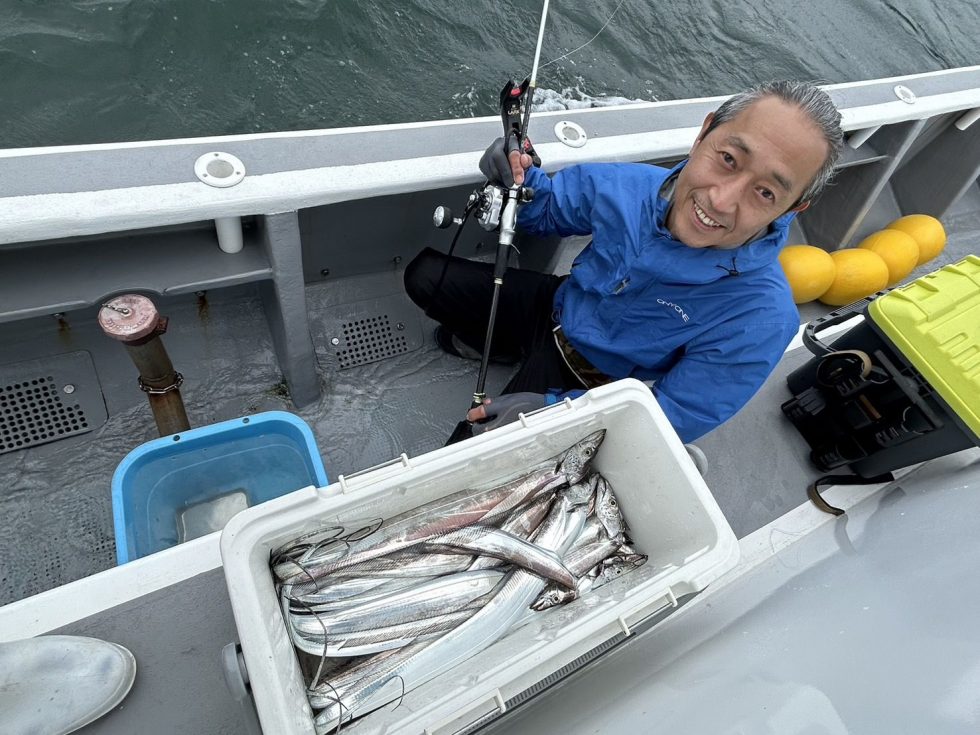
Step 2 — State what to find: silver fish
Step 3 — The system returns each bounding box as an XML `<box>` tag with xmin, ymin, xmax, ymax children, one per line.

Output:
<box><xmin>279</xmin><ymin>431</ymin><xmax>604</xmax><ymax>587</ymax></box>
<box><xmin>467</xmin><ymin>491</ymin><xmax>555</xmax><ymax>571</ymax></box>
<box><xmin>294</xmin><ymin>608</ymin><xmax>476</xmax><ymax>660</ymax></box>
<box><xmin>421</xmin><ymin>525</ymin><xmax>576</xmax><ymax>588</ymax></box>
<box><xmin>323</xmin><ymin>496</ymin><xmax>555</xmax><ymax>582</ymax></box>
<box><xmin>286</xmin><ymin>574</ymin><xmax>440</xmax><ymax>610</ymax></box>
<box><xmin>283</xmin><ymin>572</ymin><xmax>429</xmax><ymax>606</ymax></box>
<box><xmin>566</xmin><ymin>515</ymin><xmax>606</xmax><ymax>552</ymax></box>
<box><xmin>556</xmin><ymin>430</ymin><xmax>605</xmax><ymax>486</ymax></box>
<box><xmin>594</xmin><ymin>475</ymin><xmax>626</xmax><ymax>542</ymax></box>
<box><xmin>530</xmin><ymin>536</ymin><xmax>621</xmax><ymax>611</ymax></box>
<box><xmin>315</xmin><ymin>550</ymin><xmax>473</xmax><ymax>579</ymax></box>
<box><xmin>290</xmin><ymin>569</ymin><xmax>505</xmax><ymax>637</ymax></box>
<box><xmin>531</xmin><ymin>543</ymin><xmax>648</xmax><ymax>612</ymax></box>
<box><xmin>313</xmin><ymin>491</ymin><xmax>590</xmax><ymax>732</ymax></box>
<box><xmin>498</xmin><ymin>492</ymin><xmax>555</xmax><ymax>538</ymax></box>
<box><xmin>307</xmin><ymin>647</ymin><xmax>408</xmax><ymax>710</ymax></box>
<box><xmin>529</xmin><ymin>479</ymin><xmax>637</xmax><ymax>611</ymax></box>
<box><xmin>594</xmin><ymin>545</ymin><xmax>647</xmax><ymax>587</ymax></box>
<box><xmin>530</xmin><ymin>577</ymin><xmax>593</xmax><ymax>611</ymax></box>
<box><xmin>566</xmin><ymin>538</ymin><xmax>623</xmax><ymax>576</ymax></box>
<box><xmin>560</xmin><ymin>472</ymin><xmax>600</xmax><ymax>510</ymax></box>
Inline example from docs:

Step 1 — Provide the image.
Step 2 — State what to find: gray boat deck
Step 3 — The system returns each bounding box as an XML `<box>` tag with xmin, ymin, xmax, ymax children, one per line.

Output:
<box><xmin>482</xmin><ymin>447</ymin><xmax>980</xmax><ymax>735</ymax></box>
<box><xmin>0</xmin><ymin>187</ymin><xmax>969</xmax><ymax>732</ymax></box>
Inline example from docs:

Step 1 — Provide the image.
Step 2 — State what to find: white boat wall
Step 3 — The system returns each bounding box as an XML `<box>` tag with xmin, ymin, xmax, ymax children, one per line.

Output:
<box><xmin>0</xmin><ymin>66</ymin><xmax>978</xmax><ymax>734</ymax></box>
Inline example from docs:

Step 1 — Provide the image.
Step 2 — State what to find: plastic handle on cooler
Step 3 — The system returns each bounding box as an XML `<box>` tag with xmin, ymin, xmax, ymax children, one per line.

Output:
<box><xmin>516</xmin><ymin>397</ymin><xmax>575</xmax><ymax>429</ymax></box>
<box><xmin>337</xmin><ymin>453</ymin><xmax>413</xmax><ymax>494</ymax></box>
<box><xmin>619</xmin><ymin>587</ymin><xmax>679</xmax><ymax>636</ymax></box>
<box><xmin>802</xmin><ymin>289</ymin><xmax>891</xmax><ymax>357</ymax></box>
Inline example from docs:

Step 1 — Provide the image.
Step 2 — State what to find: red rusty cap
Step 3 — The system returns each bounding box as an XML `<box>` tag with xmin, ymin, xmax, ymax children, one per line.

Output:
<box><xmin>98</xmin><ymin>294</ymin><xmax>160</xmax><ymax>342</ymax></box>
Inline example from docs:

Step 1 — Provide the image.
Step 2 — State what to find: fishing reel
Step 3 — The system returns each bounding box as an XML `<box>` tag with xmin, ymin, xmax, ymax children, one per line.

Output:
<box><xmin>432</xmin><ymin>183</ymin><xmax>533</xmax><ymax>233</ymax></box>
<box><xmin>432</xmin><ymin>76</ymin><xmax>538</xmax><ymax>234</ymax></box>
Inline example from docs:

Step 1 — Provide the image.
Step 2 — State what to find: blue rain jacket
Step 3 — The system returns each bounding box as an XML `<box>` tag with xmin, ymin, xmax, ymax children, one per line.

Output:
<box><xmin>518</xmin><ymin>161</ymin><xmax>800</xmax><ymax>443</ymax></box>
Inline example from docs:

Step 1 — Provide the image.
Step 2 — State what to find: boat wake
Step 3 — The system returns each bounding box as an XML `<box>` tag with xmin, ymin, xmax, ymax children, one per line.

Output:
<box><xmin>531</xmin><ymin>85</ymin><xmax>652</xmax><ymax>112</ymax></box>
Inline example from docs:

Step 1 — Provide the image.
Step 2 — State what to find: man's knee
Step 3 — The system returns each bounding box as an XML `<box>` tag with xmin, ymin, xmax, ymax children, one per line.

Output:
<box><xmin>404</xmin><ymin>247</ymin><xmax>444</xmax><ymax>308</ymax></box>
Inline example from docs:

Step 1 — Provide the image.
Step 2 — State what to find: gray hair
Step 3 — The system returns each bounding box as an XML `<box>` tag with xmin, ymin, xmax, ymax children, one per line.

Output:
<box><xmin>704</xmin><ymin>80</ymin><xmax>844</xmax><ymax>206</ymax></box>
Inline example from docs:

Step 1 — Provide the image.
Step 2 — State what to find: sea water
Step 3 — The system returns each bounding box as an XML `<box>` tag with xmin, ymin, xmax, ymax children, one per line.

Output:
<box><xmin>0</xmin><ymin>0</ymin><xmax>977</xmax><ymax>149</ymax></box>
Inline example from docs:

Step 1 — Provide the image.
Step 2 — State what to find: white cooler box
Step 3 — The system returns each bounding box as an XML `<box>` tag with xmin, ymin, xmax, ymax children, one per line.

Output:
<box><xmin>220</xmin><ymin>378</ymin><xmax>740</xmax><ymax>735</ymax></box>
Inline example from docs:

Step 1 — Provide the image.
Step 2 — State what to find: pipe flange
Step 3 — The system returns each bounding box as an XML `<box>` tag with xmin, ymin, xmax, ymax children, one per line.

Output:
<box><xmin>98</xmin><ymin>295</ymin><xmax>160</xmax><ymax>342</ymax></box>
<box><xmin>195</xmin><ymin>152</ymin><xmax>246</xmax><ymax>188</ymax></box>
<box><xmin>554</xmin><ymin>120</ymin><xmax>588</xmax><ymax>148</ymax></box>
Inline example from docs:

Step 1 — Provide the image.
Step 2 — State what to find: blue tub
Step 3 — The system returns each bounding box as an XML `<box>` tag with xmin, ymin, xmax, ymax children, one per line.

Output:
<box><xmin>111</xmin><ymin>411</ymin><xmax>328</xmax><ymax>564</ymax></box>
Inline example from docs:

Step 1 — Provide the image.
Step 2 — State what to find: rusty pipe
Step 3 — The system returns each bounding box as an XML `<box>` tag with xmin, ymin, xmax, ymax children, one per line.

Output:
<box><xmin>98</xmin><ymin>295</ymin><xmax>191</xmax><ymax>437</ymax></box>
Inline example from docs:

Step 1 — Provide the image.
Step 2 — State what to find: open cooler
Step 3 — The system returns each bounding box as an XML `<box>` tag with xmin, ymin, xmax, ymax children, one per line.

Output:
<box><xmin>220</xmin><ymin>378</ymin><xmax>740</xmax><ymax>735</ymax></box>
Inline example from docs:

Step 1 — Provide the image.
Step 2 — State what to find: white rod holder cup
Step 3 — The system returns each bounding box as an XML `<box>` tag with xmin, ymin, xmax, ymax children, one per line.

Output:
<box><xmin>955</xmin><ymin>107</ymin><xmax>980</xmax><ymax>131</ymax></box>
<box><xmin>215</xmin><ymin>216</ymin><xmax>244</xmax><ymax>254</ymax></box>
<box><xmin>847</xmin><ymin>125</ymin><xmax>881</xmax><ymax>149</ymax></box>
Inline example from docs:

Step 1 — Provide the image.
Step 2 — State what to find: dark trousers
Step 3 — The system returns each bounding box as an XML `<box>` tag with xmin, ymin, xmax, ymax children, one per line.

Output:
<box><xmin>404</xmin><ymin>247</ymin><xmax>582</xmax><ymax>395</ymax></box>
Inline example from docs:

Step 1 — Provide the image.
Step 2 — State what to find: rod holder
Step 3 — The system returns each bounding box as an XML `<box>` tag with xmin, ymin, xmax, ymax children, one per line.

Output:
<box><xmin>847</xmin><ymin>125</ymin><xmax>882</xmax><ymax>150</ymax></box>
<box><xmin>954</xmin><ymin>107</ymin><xmax>980</xmax><ymax>131</ymax></box>
<box><xmin>215</xmin><ymin>216</ymin><xmax>244</xmax><ymax>254</ymax></box>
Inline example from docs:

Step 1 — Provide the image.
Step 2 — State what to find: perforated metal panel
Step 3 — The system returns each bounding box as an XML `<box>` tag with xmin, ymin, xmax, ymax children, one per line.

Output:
<box><xmin>338</xmin><ymin>313</ymin><xmax>408</xmax><ymax>368</ymax></box>
<box><xmin>0</xmin><ymin>352</ymin><xmax>108</xmax><ymax>454</ymax></box>
<box><xmin>315</xmin><ymin>294</ymin><xmax>423</xmax><ymax>369</ymax></box>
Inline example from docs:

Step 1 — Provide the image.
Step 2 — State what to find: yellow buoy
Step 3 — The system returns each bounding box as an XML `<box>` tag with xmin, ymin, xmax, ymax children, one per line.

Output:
<box><xmin>778</xmin><ymin>245</ymin><xmax>837</xmax><ymax>303</ymax></box>
<box><xmin>857</xmin><ymin>229</ymin><xmax>919</xmax><ymax>285</ymax></box>
<box><xmin>885</xmin><ymin>214</ymin><xmax>946</xmax><ymax>266</ymax></box>
<box><xmin>819</xmin><ymin>249</ymin><xmax>890</xmax><ymax>306</ymax></box>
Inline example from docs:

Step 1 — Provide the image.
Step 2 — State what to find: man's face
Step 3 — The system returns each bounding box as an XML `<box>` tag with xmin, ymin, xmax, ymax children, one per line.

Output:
<box><xmin>666</xmin><ymin>96</ymin><xmax>829</xmax><ymax>249</ymax></box>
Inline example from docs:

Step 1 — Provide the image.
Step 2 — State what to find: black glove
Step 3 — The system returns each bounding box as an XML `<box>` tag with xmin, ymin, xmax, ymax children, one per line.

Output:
<box><xmin>479</xmin><ymin>136</ymin><xmax>540</xmax><ymax>188</ymax></box>
<box><xmin>479</xmin><ymin>136</ymin><xmax>519</xmax><ymax>187</ymax></box>
<box><xmin>471</xmin><ymin>392</ymin><xmax>547</xmax><ymax>434</ymax></box>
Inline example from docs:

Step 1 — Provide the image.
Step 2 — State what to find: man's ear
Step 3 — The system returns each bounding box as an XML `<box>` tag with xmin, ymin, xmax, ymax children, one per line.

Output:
<box><xmin>691</xmin><ymin>113</ymin><xmax>714</xmax><ymax>153</ymax></box>
<box><xmin>789</xmin><ymin>201</ymin><xmax>811</xmax><ymax>214</ymax></box>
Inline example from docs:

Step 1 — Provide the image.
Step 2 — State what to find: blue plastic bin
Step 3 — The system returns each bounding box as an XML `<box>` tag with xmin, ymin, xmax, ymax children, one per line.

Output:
<box><xmin>111</xmin><ymin>411</ymin><xmax>328</xmax><ymax>564</ymax></box>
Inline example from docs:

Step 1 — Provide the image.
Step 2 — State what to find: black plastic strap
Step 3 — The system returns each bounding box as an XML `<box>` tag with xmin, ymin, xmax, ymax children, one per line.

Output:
<box><xmin>806</xmin><ymin>472</ymin><xmax>895</xmax><ymax>516</ymax></box>
<box><xmin>802</xmin><ymin>289</ymin><xmax>891</xmax><ymax>357</ymax></box>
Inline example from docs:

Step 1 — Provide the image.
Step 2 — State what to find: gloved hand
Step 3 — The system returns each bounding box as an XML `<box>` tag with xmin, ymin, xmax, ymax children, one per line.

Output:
<box><xmin>479</xmin><ymin>136</ymin><xmax>537</xmax><ymax>187</ymax></box>
<box><xmin>467</xmin><ymin>392</ymin><xmax>547</xmax><ymax>434</ymax></box>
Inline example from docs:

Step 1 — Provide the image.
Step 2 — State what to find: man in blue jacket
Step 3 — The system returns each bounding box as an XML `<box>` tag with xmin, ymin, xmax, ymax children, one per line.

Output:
<box><xmin>404</xmin><ymin>81</ymin><xmax>843</xmax><ymax>443</ymax></box>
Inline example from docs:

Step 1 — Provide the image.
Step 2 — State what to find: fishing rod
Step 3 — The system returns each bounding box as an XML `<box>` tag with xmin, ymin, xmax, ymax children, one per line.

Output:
<box><xmin>436</xmin><ymin>0</ymin><xmax>550</xmax><ymax>444</ymax></box>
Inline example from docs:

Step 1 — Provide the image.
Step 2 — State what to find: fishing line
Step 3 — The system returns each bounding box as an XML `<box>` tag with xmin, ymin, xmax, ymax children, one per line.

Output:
<box><xmin>390</xmin><ymin>674</ymin><xmax>408</xmax><ymax>711</ymax></box>
<box><xmin>535</xmin><ymin>0</ymin><xmax>630</xmax><ymax>73</ymax></box>
<box><xmin>271</xmin><ymin>524</ymin><xmax>346</xmax><ymax>561</ymax></box>
<box><xmin>293</xmin><ymin>594</ymin><xmax>334</xmax><ymax>692</ymax></box>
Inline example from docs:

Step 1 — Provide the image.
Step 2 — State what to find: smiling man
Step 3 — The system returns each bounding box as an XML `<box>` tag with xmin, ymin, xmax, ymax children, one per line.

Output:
<box><xmin>404</xmin><ymin>81</ymin><xmax>843</xmax><ymax>443</ymax></box>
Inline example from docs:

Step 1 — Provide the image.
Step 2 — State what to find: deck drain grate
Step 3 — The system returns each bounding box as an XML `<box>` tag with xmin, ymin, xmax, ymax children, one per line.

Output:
<box><xmin>0</xmin><ymin>352</ymin><xmax>107</xmax><ymax>455</ymax></box>
<box><xmin>316</xmin><ymin>294</ymin><xmax>423</xmax><ymax>370</ymax></box>
<box><xmin>337</xmin><ymin>314</ymin><xmax>409</xmax><ymax>369</ymax></box>
<box><xmin>1</xmin><ymin>377</ymin><xmax>90</xmax><ymax>453</ymax></box>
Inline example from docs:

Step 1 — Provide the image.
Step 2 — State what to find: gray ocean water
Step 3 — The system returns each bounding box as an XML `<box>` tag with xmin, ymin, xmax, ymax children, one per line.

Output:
<box><xmin>1</xmin><ymin>0</ymin><xmax>978</xmax><ymax>150</ymax></box>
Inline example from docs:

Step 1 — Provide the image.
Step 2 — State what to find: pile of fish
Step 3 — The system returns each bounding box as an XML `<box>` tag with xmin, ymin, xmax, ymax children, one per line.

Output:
<box><xmin>269</xmin><ymin>430</ymin><xmax>646</xmax><ymax>733</ymax></box>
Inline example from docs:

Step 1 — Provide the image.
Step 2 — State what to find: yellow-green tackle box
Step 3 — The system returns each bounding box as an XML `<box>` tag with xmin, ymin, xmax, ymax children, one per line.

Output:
<box><xmin>784</xmin><ymin>255</ymin><xmax>980</xmax><ymax>477</ymax></box>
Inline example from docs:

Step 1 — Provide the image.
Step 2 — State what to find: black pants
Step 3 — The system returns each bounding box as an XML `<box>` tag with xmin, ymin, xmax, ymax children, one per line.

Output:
<box><xmin>404</xmin><ymin>247</ymin><xmax>582</xmax><ymax>395</ymax></box>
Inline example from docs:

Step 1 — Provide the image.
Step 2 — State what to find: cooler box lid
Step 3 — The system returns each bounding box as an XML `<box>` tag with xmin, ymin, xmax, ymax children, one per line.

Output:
<box><xmin>868</xmin><ymin>254</ymin><xmax>980</xmax><ymax>438</ymax></box>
